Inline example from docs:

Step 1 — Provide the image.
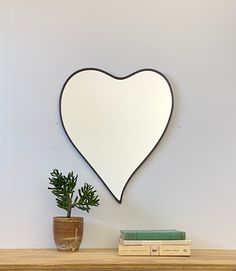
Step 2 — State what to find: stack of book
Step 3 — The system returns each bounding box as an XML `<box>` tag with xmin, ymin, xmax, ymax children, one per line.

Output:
<box><xmin>118</xmin><ymin>229</ymin><xmax>191</xmax><ymax>256</ymax></box>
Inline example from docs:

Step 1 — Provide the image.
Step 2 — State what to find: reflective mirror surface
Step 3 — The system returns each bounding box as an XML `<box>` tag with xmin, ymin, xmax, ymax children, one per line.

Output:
<box><xmin>60</xmin><ymin>68</ymin><xmax>173</xmax><ymax>203</ymax></box>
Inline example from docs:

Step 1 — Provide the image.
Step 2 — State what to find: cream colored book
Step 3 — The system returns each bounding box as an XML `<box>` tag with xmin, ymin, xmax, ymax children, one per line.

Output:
<box><xmin>159</xmin><ymin>245</ymin><xmax>191</xmax><ymax>256</ymax></box>
<box><xmin>119</xmin><ymin>238</ymin><xmax>192</xmax><ymax>246</ymax></box>
<box><xmin>118</xmin><ymin>244</ymin><xmax>191</xmax><ymax>256</ymax></box>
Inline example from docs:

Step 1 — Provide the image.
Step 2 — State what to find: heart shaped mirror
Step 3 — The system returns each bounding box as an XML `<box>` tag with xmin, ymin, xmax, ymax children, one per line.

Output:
<box><xmin>60</xmin><ymin>68</ymin><xmax>173</xmax><ymax>203</ymax></box>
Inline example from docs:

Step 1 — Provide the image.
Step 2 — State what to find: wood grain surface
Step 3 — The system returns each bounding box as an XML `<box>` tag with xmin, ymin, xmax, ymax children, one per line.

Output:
<box><xmin>0</xmin><ymin>248</ymin><xmax>236</xmax><ymax>271</ymax></box>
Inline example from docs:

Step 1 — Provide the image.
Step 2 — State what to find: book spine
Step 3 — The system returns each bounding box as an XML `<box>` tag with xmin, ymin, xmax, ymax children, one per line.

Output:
<box><xmin>120</xmin><ymin>238</ymin><xmax>192</xmax><ymax>246</ymax></box>
<box><xmin>157</xmin><ymin>240</ymin><xmax>191</xmax><ymax>245</ymax></box>
<box><xmin>159</xmin><ymin>245</ymin><xmax>191</xmax><ymax>256</ymax></box>
<box><xmin>118</xmin><ymin>244</ymin><xmax>191</xmax><ymax>256</ymax></box>
<box><xmin>120</xmin><ymin>231</ymin><xmax>186</xmax><ymax>240</ymax></box>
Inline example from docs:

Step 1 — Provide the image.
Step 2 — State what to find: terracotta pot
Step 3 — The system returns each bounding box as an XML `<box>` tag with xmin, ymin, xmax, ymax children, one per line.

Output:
<box><xmin>53</xmin><ymin>216</ymin><xmax>84</xmax><ymax>252</ymax></box>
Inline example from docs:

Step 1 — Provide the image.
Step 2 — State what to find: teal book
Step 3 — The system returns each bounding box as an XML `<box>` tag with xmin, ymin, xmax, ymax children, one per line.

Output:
<box><xmin>120</xmin><ymin>230</ymin><xmax>186</xmax><ymax>240</ymax></box>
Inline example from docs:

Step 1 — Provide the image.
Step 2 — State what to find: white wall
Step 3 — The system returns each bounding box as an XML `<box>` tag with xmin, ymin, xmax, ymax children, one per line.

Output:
<box><xmin>1</xmin><ymin>0</ymin><xmax>236</xmax><ymax>249</ymax></box>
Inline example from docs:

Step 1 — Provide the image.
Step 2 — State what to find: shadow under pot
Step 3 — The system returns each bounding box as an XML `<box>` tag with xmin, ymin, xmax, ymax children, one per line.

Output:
<box><xmin>53</xmin><ymin>217</ymin><xmax>84</xmax><ymax>252</ymax></box>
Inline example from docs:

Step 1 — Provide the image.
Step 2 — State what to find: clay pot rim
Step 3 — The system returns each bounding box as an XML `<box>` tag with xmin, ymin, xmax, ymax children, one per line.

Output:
<box><xmin>53</xmin><ymin>216</ymin><xmax>84</xmax><ymax>222</ymax></box>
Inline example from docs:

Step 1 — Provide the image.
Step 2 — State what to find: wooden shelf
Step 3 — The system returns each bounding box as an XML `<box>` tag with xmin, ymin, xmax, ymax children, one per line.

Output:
<box><xmin>0</xmin><ymin>248</ymin><xmax>236</xmax><ymax>270</ymax></box>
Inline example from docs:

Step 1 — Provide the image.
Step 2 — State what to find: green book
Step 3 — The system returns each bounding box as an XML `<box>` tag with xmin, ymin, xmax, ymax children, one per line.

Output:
<box><xmin>120</xmin><ymin>230</ymin><xmax>186</xmax><ymax>240</ymax></box>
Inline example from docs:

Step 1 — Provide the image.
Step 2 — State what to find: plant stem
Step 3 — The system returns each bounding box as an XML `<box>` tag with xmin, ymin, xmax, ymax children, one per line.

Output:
<box><xmin>67</xmin><ymin>207</ymin><xmax>71</xmax><ymax>218</ymax></box>
<box><xmin>67</xmin><ymin>193</ymin><xmax>72</xmax><ymax>217</ymax></box>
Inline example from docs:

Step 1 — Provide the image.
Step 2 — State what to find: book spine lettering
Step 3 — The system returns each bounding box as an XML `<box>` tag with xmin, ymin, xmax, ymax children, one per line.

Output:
<box><xmin>118</xmin><ymin>245</ymin><xmax>150</xmax><ymax>256</ymax></box>
<box><xmin>159</xmin><ymin>245</ymin><xmax>191</xmax><ymax>256</ymax></box>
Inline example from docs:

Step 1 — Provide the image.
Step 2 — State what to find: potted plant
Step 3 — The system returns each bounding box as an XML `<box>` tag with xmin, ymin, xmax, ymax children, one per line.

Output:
<box><xmin>48</xmin><ymin>169</ymin><xmax>100</xmax><ymax>252</ymax></box>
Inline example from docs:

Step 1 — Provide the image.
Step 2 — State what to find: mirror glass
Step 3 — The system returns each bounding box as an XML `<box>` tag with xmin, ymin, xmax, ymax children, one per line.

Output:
<box><xmin>60</xmin><ymin>69</ymin><xmax>173</xmax><ymax>203</ymax></box>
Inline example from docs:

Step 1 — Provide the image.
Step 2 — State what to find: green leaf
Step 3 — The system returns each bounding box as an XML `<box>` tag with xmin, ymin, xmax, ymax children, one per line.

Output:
<box><xmin>48</xmin><ymin>169</ymin><xmax>100</xmax><ymax>216</ymax></box>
